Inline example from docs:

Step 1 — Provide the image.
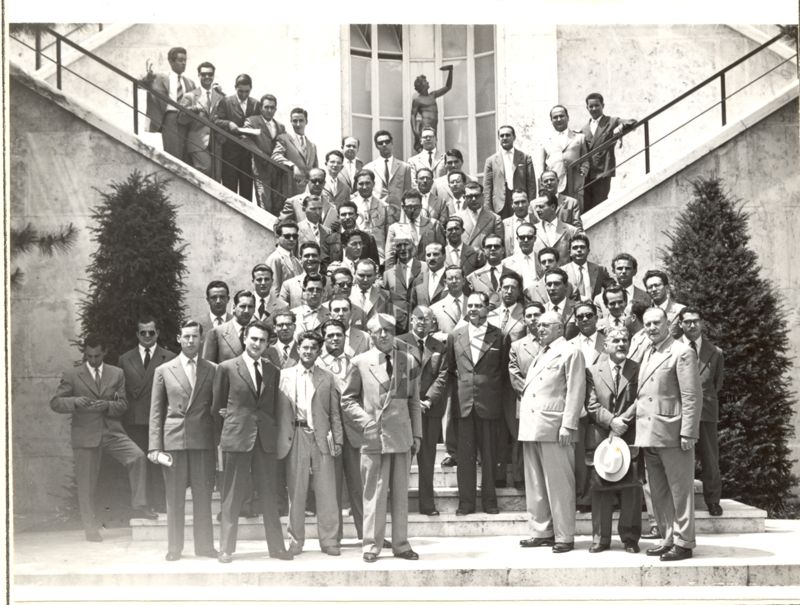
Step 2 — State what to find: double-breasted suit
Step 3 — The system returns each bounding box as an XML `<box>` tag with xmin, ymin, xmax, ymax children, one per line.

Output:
<box><xmin>585</xmin><ymin>354</ymin><xmax>642</xmax><ymax>547</ymax></box>
<box><xmin>50</xmin><ymin>363</ymin><xmax>147</xmax><ymax>532</ymax></box>
<box><xmin>178</xmin><ymin>85</ymin><xmax>224</xmax><ymax>176</ymax></box>
<box><xmin>149</xmin><ymin>355</ymin><xmax>217</xmax><ymax>555</ymax></box>
<box><xmin>212</xmin><ymin>354</ymin><xmax>287</xmax><ymax>556</ymax></box>
<box><xmin>276</xmin><ymin>365</ymin><xmax>343</xmax><ymax>551</ymax></box>
<box><xmin>518</xmin><ymin>336</ymin><xmax>586</xmax><ymax>543</ymax></box>
<box><xmin>507</xmin><ymin>334</ymin><xmax>543</xmax><ymax>486</ymax></box>
<box><xmin>341</xmin><ymin>346</ymin><xmax>422</xmax><ymax>556</ymax></box>
<box><xmin>381</xmin><ymin>260</ymin><xmax>422</xmax><ymax>334</ymax></box>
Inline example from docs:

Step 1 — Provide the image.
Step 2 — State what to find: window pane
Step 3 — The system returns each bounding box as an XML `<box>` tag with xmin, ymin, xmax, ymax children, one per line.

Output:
<box><xmin>444</xmin><ymin>118</ymin><xmax>469</xmax><ymax>172</ymax></box>
<box><xmin>378</xmin><ymin>25</ymin><xmax>403</xmax><ymax>53</ymax></box>
<box><xmin>353</xmin><ymin>116</ymin><xmax>374</xmax><ymax>162</ymax></box>
<box><xmin>350</xmin><ymin>24</ymin><xmax>371</xmax><ymax>51</ymax></box>
<box><xmin>379</xmin><ymin>119</ymin><xmax>403</xmax><ymax>153</ymax></box>
<box><xmin>476</xmin><ymin>113</ymin><xmax>497</xmax><ymax>173</ymax></box>
<box><xmin>409</xmin><ymin>25</ymin><xmax>434</xmax><ymax>59</ymax></box>
<box><xmin>378</xmin><ymin>59</ymin><xmax>403</xmax><ymax>117</ymax></box>
<box><xmin>474</xmin><ymin>25</ymin><xmax>494</xmax><ymax>54</ymax></box>
<box><xmin>351</xmin><ymin>55</ymin><xmax>372</xmax><ymax>116</ymax></box>
<box><xmin>442</xmin><ymin>25</ymin><xmax>467</xmax><ymax>58</ymax></box>
<box><xmin>474</xmin><ymin>54</ymin><xmax>495</xmax><ymax>114</ymax></box>
<box><xmin>442</xmin><ymin>59</ymin><xmax>467</xmax><ymax>117</ymax></box>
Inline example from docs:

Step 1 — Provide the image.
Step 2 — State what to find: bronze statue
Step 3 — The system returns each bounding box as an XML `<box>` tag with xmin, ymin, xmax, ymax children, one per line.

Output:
<box><xmin>410</xmin><ymin>65</ymin><xmax>453</xmax><ymax>151</ymax></box>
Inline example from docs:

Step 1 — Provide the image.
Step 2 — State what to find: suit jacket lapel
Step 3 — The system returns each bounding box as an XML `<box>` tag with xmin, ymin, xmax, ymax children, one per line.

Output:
<box><xmin>79</xmin><ymin>365</ymin><xmax>101</xmax><ymax>397</ymax></box>
<box><xmin>457</xmin><ymin>329</ymin><xmax>473</xmax><ymax>368</ymax></box>
<box><xmin>236</xmin><ymin>357</ymin><xmax>258</xmax><ymax>397</ymax></box>
<box><xmin>697</xmin><ymin>340</ymin><xmax>712</xmax><ymax>374</ymax></box>
<box><xmin>474</xmin><ymin>328</ymin><xmax>496</xmax><ymax>365</ymax></box>
<box><xmin>169</xmin><ymin>360</ymin><xmax>193</xmax><ymax>398</ymax></box>
<box><xmin>637</xmin><ymin>347</ymin><xmax>671</xmax><ymax>394</ymax></box>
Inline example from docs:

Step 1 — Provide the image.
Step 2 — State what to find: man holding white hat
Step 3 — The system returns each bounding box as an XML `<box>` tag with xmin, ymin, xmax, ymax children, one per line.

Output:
<box><xmin>585</xmin><ymin>327</ymin><xmax>642</xmax><ymax>553</ymax></box>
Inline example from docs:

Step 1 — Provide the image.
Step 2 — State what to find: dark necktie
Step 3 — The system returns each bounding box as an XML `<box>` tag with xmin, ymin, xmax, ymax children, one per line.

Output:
<box><xmin>613</xmin><ymin>364</ymin><xmax>621</xmax><ymax>396</ymax></box>
<box><xmin>254</xmin><ymin>360</ymin><xmax>262</xmax><ymax>396</ymax></box>
<box><xmin>176</xmin><ymin>77</ymin><xmax>184</xmax><ymax>102</ymax></box>
<box><xmin>689</xmin><ymin>340</ymin><xmax>697</xmax><ymax>354</ymax></box>
<box><xmin>428</xmin><ymin>151</ymin><xmax>433</xmax><ymax>167</ymax></box>
<box><xmin>143</xmin><ymin>347</ymin><xmax>151</xmax><ymax>369</ymax></box>
<box><xmin>283</xmin><ymin>344</ymin><xmax>291</xmax><ymax>363</ymax></box>
<box><xmin>239</xmin><ymin>326</ymin><xmax>245</xmax><ymax>347</ymax></box>
<box><xmin>94</xmin><ymin>368</ymin><xmax>102</xmax><ymax>390</ymax></box>
<box><xmin>258</xmin><ymin>299</ymin><xmax>266</xmax><ymax>319</ymax></box>
<box><xmin>384</xmin><ymin>158</ymin><xmax>390</xmax><ymax>186</ymax></box>
<box><xmin>417</xmin><ymin>338</ymin><xmax>425</xmax><ymax>354</ymax></box>
<box><xmin>490</xmin><ymin>267</ymin><xmax>498</xmax><ymax>291</ymax></box>
<box><xmin>385</xmin><ymin>353</ymin><xmax>393</xmax><ymax>379</ymax></box>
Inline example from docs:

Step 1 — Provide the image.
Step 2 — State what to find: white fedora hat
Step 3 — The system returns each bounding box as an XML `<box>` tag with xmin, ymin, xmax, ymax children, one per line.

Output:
<box><xmin>593</xmin><ymin>435</ymin><xmax>631</xmax><ymax>482</ymax></box>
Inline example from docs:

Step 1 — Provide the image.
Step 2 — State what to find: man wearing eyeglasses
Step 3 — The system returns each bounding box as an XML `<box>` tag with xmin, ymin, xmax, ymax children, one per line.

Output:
<box><xmin>365</xmin><ymin>130</ymin><xmax>412</xmax><ymax>211</ymax></box>
<box><xmin>466</xmin><ymin>234</ymin><xmax>505</xmax><ymax>306</ymax></box>
<box><xmin>119</xmin><ymin>316</ymin><xmax>177</xmax><ymax>515</ymax></box>
<box><xmin>279</xmin><ymin>168</ymin><xmax>338</xmax><ymax>229</ymax></box>
<box><xmin>456</xmin><ymin>181</ymin><xmax>503</xmax><ymax>249</ymax></box>
<box><xmin>501</xmin><ymin>222</ymin><xmax>539</xmax><ymax>291</ymax></box>
<box><xmin>178</xmin><ymin>61</ymin><xmax>224</xmax><ymax>178</ymax></box>
<box><xmin>265</xmin><ymin>221</ymin><xmax>304</xmax><ymax>297</ymax></box>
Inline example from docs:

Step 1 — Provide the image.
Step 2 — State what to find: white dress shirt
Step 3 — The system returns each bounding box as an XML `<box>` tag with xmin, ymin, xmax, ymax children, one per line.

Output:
<box><xmin>242</xmin><ymin>353</ymin><xmax>262</xmax><ymax>394</ymax></box>
<box><xmin>467</xmin><ymin>320</ymin><xmax>488</xmax><ymax>365</ymax></box>
<box><xmin>428</xmin><ymin>267</ymin><xmax>445</xmax><ymax>300</ymax></box>
<box><xmin>138</xmin><ymin>344</ymin><xmax>153</xmax><ymax>365</ymax></box>
<box><xmin>502</xmin><ymin>149</ymin><xmax>515</xmax><ymax>190</ymax></box>
<box><xmin>295</xmin><ymin>365</ymin><xmax>315</xmax><ymax>428</ymax></box>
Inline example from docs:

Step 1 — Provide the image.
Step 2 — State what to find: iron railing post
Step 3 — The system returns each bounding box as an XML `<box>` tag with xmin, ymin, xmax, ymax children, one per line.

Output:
<box><xmin>55</xmin><ymin>37</ymin><xmax>62</xmax><ymax>89</ymax></box>
<box><xmin>34</xmin><ymin>29</ymin><xmax>42</xmax><ymax>70</ymax></box>
<box><xmin>133</xmin><ymin>82</ymin><xmax>139</xmax><ymax>134</ymax></box>
<box><xmin>720</xmin><ymin>72</ymin><xmax>727</xmax><ymax>126</ymax></box>
<box><xmin>643</xmin><ymin>121</ymin><xmax>651</xmax><ymax>174</ymax></box>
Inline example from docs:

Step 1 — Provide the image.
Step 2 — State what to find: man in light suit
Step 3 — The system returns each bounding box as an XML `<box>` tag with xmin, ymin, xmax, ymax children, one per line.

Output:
<box><xmin>429</xmin><ymin>265</ymin><xmax>469</xmax><ymax>334</ymax></box>
<box><xmin>581</xmin><ymin>92</ymin><xmax>637</xmax><ymax>211</ymax></box>
<box><xmin>507</xmin><ymin>302</ymin><xmax>545</xmax><ymax>489</ymax></box>
<box><xmin>457</xmin><ymin>181</ymin><xmax>503</xmax><ymax>249</ymax></box>
<box><xmin>280</xmin><ymin>242</ymin><xmax>331</xmax><ymax>309</ymax></box>
<box><xmin>276</xmin><ymin>330</ymin><xmax>343</xmax><ymax>556</ymax></box>
<box><xmin>584</xmin><ymin>328</ymin><xmax>642</xmax><ymax>553</ymax></box>
<box><xmin>350</xmin><ymin>170</ymin><xmax>393</xmax><ymax>265</ymax></box>
<box><xmin>535</xmin><ymin>170</ymin><xmax>583</xmax><ymax>231</ymax></box>
<box><xmin>272</xmin><ymin>107</ymin><xmax>319</xmax><ymax>197</ymax></box>
<box><xmin>178</xmin><ymin>61</ymin><xmax>223</xmax><ymax>177</ymax></box>
<box><xmin>269</xmin><ymin>311</ymin><xmax>300</xmax><ymax>370</ymax></box>
<box><xmin>317</xmin><ymin>319</ymin><xmax>364</xmax><ymax>541</ymax></box>
<box><xmin>213</xmin><ymin>73</ymin><xmax>259</xmax><ymax>201</ymax></box>
<box><xmin>534</xmin><ymin>105</ymin><xmax>590</xmax><ymax>209</ymax></box>
<box><xmin>532</xmin><ymin>194</ymin><xmax>580</xmax><ymax>274</ymax></box>
<box><xmin>50</xmin><ymin>334</ymin><xmax>151</xmax><ymax>542</ymax></box>
<box><xmin>621</xmin><ymin>307</ymin><xmax>701</xmax><ymax>562</ymax></box>
<box><xmin>444</xmin><ymin>216</ymin><xmax>485</xmax><ymax>278</ymax></box>
<box><xmin>563</xmin><ymin>233</ymin><xmax>611</xmax><ymax>302</ymax></box>
<box><xmin>415</xmin><ymin>167</ymin><xmax>449</xmax><ymax>224</ymax></box>
<box><xmin>278</xmin><ymin>169</ymin><xmax>338</xmax><ymax>230</ymax></box>
<box><xmin>350</xmin><ymin>259</ymin><xmax>391</xmax><ymax>324</ymax></box>
<box><xmin>365</xmin><ymin>130</ymin><xmax>413</xmax><ymax>211</ymax></box>
<box><xmin>501</xmin><ymin>222</ymin><xmax>540</xmax><ymax>292</ymax></box>
<box><xmin>340</xmin><ymin>136</ymin><xmax>363</xmax><ymax>189</ymax></box>
<box><xmin>251</xmin><ymin>264</ymin><xmax>289</xmax><ymax>328</ymax></box>
<box><xmin>382</xmin><ymin>237</ymin><xmax>422</xmax><ymax>334</ymax></box>
<box><xmin>643</xmin><ymin>269</ymin><xmax>686</xmax><ymax>339</ymax></box>
<box><xmin>323</xmin><ymin>150</ymin><xmax>352</xmax><ymax>209</ymax></box>
<box><xmin>140</xmin><ymin>46</ymin><xmax>196</xmax><ymax>162</ymax></box>
<box><xmin>327</xmin><ymin>297</ymin><xmax>371</xmax><ymax>355</ymax></box>
<box><xmin>265</xmin><ymin>221</ymin><xmax>303</xmax><ymax>297</ymax></box>
<box><xmin>503</xmin><ymin>191</ymin><xmax>536</xmax><ymax>257</ymax></box>
<box><xmin>429</xmin><ymin>292</ymin><xmax>507</xmax><ymax>515</ymax></box>
<box><xmin>341</xmin><ymin>314</ymin><xmax>422</xmax><ymax>562</ymax></box>
<box><xmin>243</xmin><ymin>93</ymin><xmax>286</xmax><ymax>214</ymax></box>
<box><xmin>291</xmin><ymin>274</ymin><xmax>331</xmax><ymax>333</ymax></box>
<box><xmin>397</xmin><ymin>306</ymin><xmax>449</xmax><ymax>515</ymax></box>
<box><xmin>487</xmin><ymin>270</ymin><xmax>526</xmax><ymax>343</ymax></box>
<box><xmin>433</xmin><ymin>150</ymin><xmax>475</xmax><ymax>207</ymax></box>
<box><xmin>296</xmin><ymin>197</ymin><xmax>333</xmax><ymax>266</ymax></box>
<box><xmin>148</xmin><ymin>320</ymin><xmax>218</xmax><ymax>561</ymax></box>
<box><xmin>212</xmin><ymin>320</ymin><xmax>293</xmax><ymax>563</ymax></box>
<box><xmin>483</xmin><ymin>125</ymin><xmax>537</xmax><ymax>219</ymax></box>
<box><xmin>408</xmin><ymin>127</ymin><xmax>447</xmax><ymax>188</ymax></box>
<box><xmin>679</xmin><ymin>307</ymin><xmax>725</xmax><ymax>517</ymax></box>
<box><xmin>202</xmin><ymin>290</ymin><xmax>255</xmax><ymax>363</ymax></box>
<box><xmin>518</xmin><ymin>311</ymin><xmax>586</xmax><ymax>553</ymax></box>
<box><xmin>119</xmin><ymin>316</ymin><xmax>177</xmax><ymax>513</ymax></box>
<box><xmin>201</xmin><ymin>280</ymin><xmax>233</xmax><ymax>337</ymax></box>
<box><xmin>467</xmin><ymin>234</ymin><xmax>505</xmax><ymax>307</ymax></box>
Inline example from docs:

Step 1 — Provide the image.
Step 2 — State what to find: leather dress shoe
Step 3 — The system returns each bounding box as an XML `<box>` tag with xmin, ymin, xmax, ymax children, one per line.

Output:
<box><xmin>484</xmin><ymin>507</ymin><xmax>500</xmax><ymax>514</ymax></box>
<box><xmin>520</xmin><ymin>537</ymin><xmax>554</xmax><ymax>548</ymax></box>
<box><xmin>455</xmin><ymin>508</ymin><xmax>474</xmax><ymax>516</ymax></box>
<box><xmin>660</xmin><ymin>545</ymin><xmax>693</xmax><ymax>562</ymax></box>
<box><xmin>552</xmin><ymin>542</ymin><xmax>574</xmax><ymax>553</ymax></box>
<box><xmin>440</xmin><ymin>456</ymin><xmax>457</xmax><ymax>467</ymax></box>
<box><xmin>707</xmin><ymin>502</ymin><xmax>724</xmax><ymax>517</ymax></box>
<box><xmin>270</xmin><ymin>551</ymin><xmax>294</xmax><ymax>561</ymax></box>
<box><xmin>287</xmin><ymin>544</ymin><xmax>303</xmax><ymax>556</ymax></box>
<box><xmin>576</xmin><ymin>505</ymin><xmax>592</xmax><ymax>514</ymax></box>
<box><xmin>420</xmin><ymin>509</ymin><xmax>440</xmax><ymax>516</ymax></box>
<box><xmin>624</xmin><ymin>542</ymin><xmax>640</xmax><ymax>554</ymax></box>
<box><xmin>131</xmin><ymin>508</ymin><xmax>158</xmax><ymax>520</ymax></box>
<box><xmin>85</xmin><ymin>529</ymin><xmax>103</xmax><ymax>542</ymax></box>
<box><xmin>195</xmin><ymin>549</ymin><xmax>219</xmax><ymax>558</ymax></box>
<box><xmin>646</xmin><ymin>544</ymin><xmax>671</xmax><ymax>557</ymax></box>
<box><xmin>589</xmin><ymin>543</ymin><xmax>610</xmax><ymax>553</ymax></box>
<box><xmin>393</xmin><ymin>549</ymin><xmax>419</xmax><ymax>560</ymax></box>
<box><xmin>218</xmin><ymin>552</ymin><xmax>233</xmax><ymax>564</ymax></box>
<box><xmin>165</xmin><ymin>552</ymin><xmax>181</xmax><ymax>561</ymax></box>
<box><xmin>322</xmin><ymin>546</ymin><xmax>341</xmax><ymax>556</ymax></box>
<box><xmin>644</xmin><ymin>526</ymin><xmax>662</xmax><ymax>539</ymax></box>
<box><xmin>363</xmin><ymin>552</ymin><xmax>378</xmax><ymax>563</ymax></box>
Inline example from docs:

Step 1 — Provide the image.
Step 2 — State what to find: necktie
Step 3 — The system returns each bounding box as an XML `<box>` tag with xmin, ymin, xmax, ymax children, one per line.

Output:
<box><xmin>450</xmin><ymin>248</ymin><xmax>460</xmax><ymax>266</ymax></box>
<box><xmin>385</xmin><ymin>353</ymin><xmax>393</xmax><ymax>379</ymax></box>
<box><xmin>502</xmin><ymin>307</ymin><xmax>510</xmax><ymax>331</ymax></box>
<box><xmin>428</xmin><ymin>151</ymin><xmax>433</xmax><ymax>167</ymax></box>
<box><xmin>258</xmin><ymin>299</ymin><xmax>266</xmax><ymax>319</ymax></box>
<box><xmin>254</xmin><ymin>360</ymin><xmax>262</xmax><ymax>395</ymax></box>
<box><xmin>689</xmin><ymin>340</ymin><xmax>697</xmax><ymax>354</ymax></box>
<box><xmin>283</xmin><ymin>344</ymin><xmax>291</xmax><ymax>363</ymax></box>
<box><xmin>490</xmin><ymin>267</ymin><xmax>498</xmax><ymax>291</ymax></box>
<box><xmin>453</xmin><ymin>298</ymin><xmax>462</xmax><ymax>318</ymax></box>
<box><xmin>613</xmin><ymin>364</ymin><xmax>621</xmax><ymax>396</ymax></box>
<box><xmin>94</xmin><ymin>368</ymin><xmax>102</xmax><ymax>390</ymax></box>
<box><xmin>455</xmin><ymin>200</ymin><xmax>462</xmax><ymax>212</ymax></box>
<box><xmin>384</xmin><ymin>158</ymin><xmax>390</xmax><ymax>186</ymax></box>
<box><xmin>187</xmin><ymin>357</ymin><xmax>196</xmax><ymax>388</ymax></box>
<box><xmin>239</xmin><ymin>326</ymin><xmax>245</xmax><ymax>347</ymax></box>
<box><xmin>417</xmin><ymin>338</ymin><xmax>425</xmax><ymax>354</ymax></box>
<box><xmin>143</xmin><ymin>347</ymin><xmax>151</xmax><ymax>368</ymax></box>
<box><xmin>176</xmin><ymin>77</ymin><xmax>184</xmax><ymax>102</ymax></box>
<box><xmin>300</xmin><ymin>135</ymin><xmax>307</xmax><ymax>153</ymax></box>
<box><xmin>332</xmin><ymin>356</ymin><xmax>342</xmax><ymax>374</ymax></box>
<box><xmin>214</xmin><ymin>316</ymin><xmax>224</xmax><ymax>326</ymax></box>
<box><xmin>553</xmin><ymin>304</ymin><xmax>560</xmax><ymax>315</ymax></box>
<box><xmin>576</xmin><ymin>266</ymin><xmax>586</xmax><ymax>298</ymax></box>
<box><xmin>205</xmin><ymin>90</ymin><xmax>211</xmax><ymax>111</ymax></box>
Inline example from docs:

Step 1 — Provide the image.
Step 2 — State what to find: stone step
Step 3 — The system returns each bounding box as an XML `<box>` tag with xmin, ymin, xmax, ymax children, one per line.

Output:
<box><xmin>130</xmin><ymin>499</ymin><xmax>765</xmax><ymax>541</ymax></box>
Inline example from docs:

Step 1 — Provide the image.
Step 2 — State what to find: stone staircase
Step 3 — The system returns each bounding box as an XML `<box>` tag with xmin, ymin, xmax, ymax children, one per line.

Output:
<box><xmin>130</xmin><ymin>444</ymin><xmax>766</xmax><ymax>542</ymax></box>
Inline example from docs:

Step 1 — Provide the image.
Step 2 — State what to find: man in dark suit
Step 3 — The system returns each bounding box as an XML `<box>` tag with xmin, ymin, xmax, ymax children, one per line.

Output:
<box><xmin>597</xmin><ymin>285</ymin><xmax>642</xmax><ymax>336</ymax></box>
<box><xmin>382</xmin><ymin>236</ymin><xmax>422</xmax><ymax>334</ymax></box>
<box><xmin>276</xmin><ymin>330</ymin><xmax>343</xmax><ymax>556</ymax></box>
<box><xmin>679</xmin><ymin>307</ymin><xmax>725</xmax><ymax>517</ymax></box>
<box><xmin>148</xmin><ymin>320</ymin><xmax>218</xmax><ymax>561</ymax></box>
<box><xmin>201</xmin><ymin>280</ymin><xmax>233</xmax><ymax>337</ymax></box>
<box><xmin>50</xmin><ymin>334</ymin><xmax>152</xmax><ymax>542</ymax></box>
<box><xmin>349</xmin><ymin>259</ymin><xmax>391</xmax><ymax>324</ymax></box>
<box><xmin>214</xmin><ymin>74</ymin><xmax>259</xmax><ymax>200</ymax></box>
<box><xmin>341</xmin><ymin>314</ymin><xmax>422</xmax><ymax>562</ymax></box>
<box><xmin>444</xmin><ymin>216</ymin><xmax>485</xmax><ymax>278</ymax></box>
<box><xmin>244</xmin><ymin>93</ymin><xmax>286</xmax><ymax>214</ymax></box>
<box><xmin>415</xmin><ymin>167</ymin><xmax>449</xmax><ymax>224</ymax></box>
<box><xmin>581</xmin><ymin>92</ymin><xmax>636</xmax><ymax>211</ymax></box>
<box><xmin>411</xmin><ymin>242</ymin><xmax>448</xmax><ymax>308</ymax></box>
<box><xmin>340</xmin><ymin>136</ymin><xmax>363</xmax><ymax>189</ymax></box>
<box><xmin>594</xmin><ymin>252</ymin><xmax>649</xmax><ymax>319</ymax></box>
<box><xmin>532</xmin><ymin>193</ymin><xmax>580</xmax><ymax>272</ymax></box>
<box><xmin>585</xmin><ymin>327</ymin><xmax>642</xmax><ymax>553</ymax></box>
<box><xmin>202</xmin><ymin>290</ymin><xmax>256</xmax><ymax>363</ymax></box>
<box><xmin>140</xmin><ymin>46</ymin><xmax>196</xmax><ymax>162</ymax></box>
<box><xmin>457</xmin><ymin>181</ymin><xmax>503</xmax><ymax>249</ymax></box>
<box><xmin>543</xmin><ymin>268</ymin><xmax>579</xmax><ymax>340</ymax></box>
<box><xmin>272</xmin><ymin>107</ymin><xmax>319</xmax><ymax>197</ymax></box>
<box><xmin>119</xmin><ymin>316</ymin><xmax>177</xmax><ymax>513</ymax></box>
<box><xmin>430</xmin><ymin>292</ymin><xmax>508</xmax><ymax>515</ymax></box>
<box><xmin>621</xmin><ymin>307</ymin><xmax>701</xmax><ymax>562</ymax></box>
<box><xmin>212</xmin><ymin>320</ymin><xmax>293</xmax><ymax>563</ymax></box>
<box><xmin>408</xmin><ymin>126</ymin><xmax>447</xmax><ymax>187</ymax></box>
<box><xmin>178</xmin><ymin>61</ymin><xmax>223</xmax><ymax>177</ymax></box>
<box><xmin>535</xmin><ymin>170</ymin><xmax>583</xmax><ymax>231</ymax></box>
<box><xmin>563</xmin><ymin>233</ymin><xmax>610</xmax><ymax>302</ymax></box>
<box><xmin>397</xmin><ymin>306</ymin><xmax>449</xmax><ymax>516</ymax></box>
<box><xmin>467</xmin><ymin>234</ymin><xmax>505</xmax><ymax>306</ymax></box>
<box><xmin>483</xmin><ymin>125</ymin><xmax>537</xmax><ymax>219</ymax></box>
<box><xmin>251</xmin><ymin>264</ymin><xmax>289</xmax><ymax>328</ymax></box>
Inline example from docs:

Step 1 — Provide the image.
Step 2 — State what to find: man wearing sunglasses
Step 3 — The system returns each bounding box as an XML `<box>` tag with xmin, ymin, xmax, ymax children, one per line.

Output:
<box><xmin>265</xmin><ymin>221</ymin><xmax>304</xmax><ymax>297</ymax></box>
<box><xmin>119</xmin><ymin>316</ymin><xmax>177</xmax><ymax>516</ymax></box>
<box><xmin>365</xmin><ymin>130</ymin><xmax>412</xmax><ymax>211</ymax></box>
<box><xmin>178</xmin><ymin>61</ymin><xmax>223</xmax><ymax>178</ymax></box>
<box><xmin>279</xmin><ymin>168</ymin><xmax>338</xmax><ymax>229</ymax></box>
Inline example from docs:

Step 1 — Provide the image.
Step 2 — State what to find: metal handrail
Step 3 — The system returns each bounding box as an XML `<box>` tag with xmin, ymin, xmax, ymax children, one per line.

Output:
<box><xmin>571</xmin><ymin>32</ymin><xmax>793</xmax><ymax>185</ymax></box>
